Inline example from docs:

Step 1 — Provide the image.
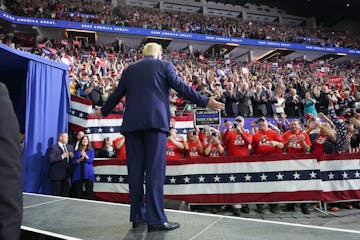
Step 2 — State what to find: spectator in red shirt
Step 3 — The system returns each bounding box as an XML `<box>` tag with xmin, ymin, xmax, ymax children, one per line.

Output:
<box><xmin>183</xmin><ymin>129</ymin><xmax>203</xmax><ymax>159</ymax></box>
<box><xmin>282</xmin><ymin>119</ymin><xmax>311</xmax><ymax>214</ymax></box>
<box><xmin>166</xmin><ymin>128</ymin><xmax>185</xmax><ymax>160</ymax></box>
<box><xmin>223</xmin><ymin>116</ymin><xmax>253</xmax><ymax>215</ymax></box>
<box><xmin>223</xmin><ymin>116</ymin><xmax>252</xmax><ymax>157</ymax></box>
<box><xmin>204</xmin><ymin>130</ymin><xmax>224</xmax><ymax>157</ymax></box>
<box><xmin>251</xmin><ymin>117</ymin><xmax>283</xmax><ymax>155</ymax></box>
<box><xmin>283</xmin><ymin>119</ymin><xmax>311</xmax><ymax>154</ymax></box>
<box><xmin>113</xmin><ymin>136</ymin><xmax>126</xmax><ymax>160</ymax></box>
<box><xmin>251</xmin><ymin>117</ymin><xmax>283</xmax><ymax>214</ymax></box>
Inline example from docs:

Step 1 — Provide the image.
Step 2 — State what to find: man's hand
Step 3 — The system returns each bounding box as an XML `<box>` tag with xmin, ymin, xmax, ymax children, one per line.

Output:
<box><xmin>91</xmin><ymin>106</ymin><xmax>103</xmax><ymax>119</ymax></box>
<box><xmin>207</xmin><ymin>96</ymin><xmax>225</xmax><ymax>110</ymax></box>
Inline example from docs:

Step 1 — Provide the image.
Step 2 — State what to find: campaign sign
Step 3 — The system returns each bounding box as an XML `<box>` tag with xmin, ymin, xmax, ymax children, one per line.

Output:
<box><xmin>194</xmin><ymin>109</ymin><xmax>221</xmax><ymax>126</ymax></box>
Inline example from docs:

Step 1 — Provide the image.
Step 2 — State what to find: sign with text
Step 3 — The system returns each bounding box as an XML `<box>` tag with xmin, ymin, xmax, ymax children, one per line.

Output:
<box><xmin>1</xmin><ymin>10</ymin><xmax>360</xmax><ymax>55</ymax></box>
<box><xmin>194</xmin><ymin>109</ymin><xmax>221</xmax><ymax>126</ymax></box>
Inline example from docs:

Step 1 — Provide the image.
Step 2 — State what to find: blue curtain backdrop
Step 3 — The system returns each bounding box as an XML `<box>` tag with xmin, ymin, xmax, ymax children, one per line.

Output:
<box><xmin>0</xmin><ymin>44</ymin><xmax>70</xmax><ymax>194</ymax></box>
<box><xmin>24</xmin><ymin>60</ymin><xmax>70</xmax><ymax>193</ymax></box>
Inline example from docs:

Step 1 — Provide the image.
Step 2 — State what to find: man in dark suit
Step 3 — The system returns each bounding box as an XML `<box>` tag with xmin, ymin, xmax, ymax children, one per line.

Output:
<box><xmin>0</xmin><ymin>82</ymin><xmax>22</xmax><ymax>240</ymax></box>
<box><xmin>92</xmin><ymin>42</ymin><xmax>224</xmax><ymax>232</ymax></box>
<box><xmin>48</xmin><ymin>132</ymin><xmax>74</xmax><ymax>197</ymax></box>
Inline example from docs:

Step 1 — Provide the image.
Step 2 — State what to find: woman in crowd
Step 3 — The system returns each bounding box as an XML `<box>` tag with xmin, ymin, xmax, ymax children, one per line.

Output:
<box><xmin>273</xmin><ymin>88</ymin><xmax>285</xmax><ymax>115</ymax></box>
<box><xmin>306</xmin><ymin>117</ymin><xmax>336</xmax><ymax>160</ymax></box>
<box><xmin>97</xmin><ymin>137</ymin><xmax>115</xmax><ymax>158</ymax></box>
<box><xmin>183</xmin><ymin>129</ymin><xmax>204</xmax><ymax>159</ymax></box>
<box><xmin>204</xmin><ymin>130</ymin><xmax>224</xmax><ymax>157</ymax></box>
<box><xmin>166</xmin><ymin>127</ymin><xmax>185</xmax><ymax>160</ymax></box>
<box><xmin>72</xmin><ymin>136</ymin><xmax>95</xmax><ymax>199</ymax></box>
<box><xmin>302</xmin><ymin>91</ymin><xmax>318</xmax><ymax>117</ymax></box>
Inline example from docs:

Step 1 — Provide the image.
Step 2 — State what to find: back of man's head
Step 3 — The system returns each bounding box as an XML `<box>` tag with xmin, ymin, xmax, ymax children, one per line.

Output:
<box><xmin>143</xmin><ymin>43</ymin><xmax>162</xmax><ymax>58</ymax></box>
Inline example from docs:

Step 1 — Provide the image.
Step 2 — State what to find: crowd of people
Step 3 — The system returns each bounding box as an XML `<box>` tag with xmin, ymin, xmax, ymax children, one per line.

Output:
<box><xmin>1</xmin><ymin>0</ymin><xmax>360</xmax><ymax>217</ymax></box>
<box><xmin>10</xmin><ymin>36</ymin><xmax>358</xmax><ymax>120</ymax></box>
<box><xmin>3</xmin><ymin>0</ymin><xmax>360</xmax><ymax>49</ymax></box>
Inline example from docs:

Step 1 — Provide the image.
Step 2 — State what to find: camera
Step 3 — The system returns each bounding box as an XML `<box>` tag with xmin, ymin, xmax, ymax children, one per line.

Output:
<box><xmin>211</xmin><ymin>132</ymin><xmax>217</xmax><ymax>137</ymax></box>
<box><xmin>233</xmin><ymin>122</ymin><xmax>238</xmax><ymax>129</ymax></box>
<box><xmin>192</xmin><ymin>131</ymin><xmax>197</xmax><ymax>136</ymax></box>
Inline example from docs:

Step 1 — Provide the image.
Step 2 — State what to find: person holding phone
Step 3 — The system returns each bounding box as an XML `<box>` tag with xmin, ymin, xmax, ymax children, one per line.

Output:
<box><xmin>223</xmin><ymin>116</ymin><xmax>252</xmax><ymax>157</ymax></box>
<box><xmin>183</xmin><ymin>129</ymin><xmax>204</xmax><ymax>159</ymax></box>
<box><xmin>204</xmin><ymin>130</ymin><xmax>224</xmax><ymax>157</ymax></box>
<box><xmin>166</xmin><ymin>127</ymin><xmax>185</xmax><ymax>160</ymax></box>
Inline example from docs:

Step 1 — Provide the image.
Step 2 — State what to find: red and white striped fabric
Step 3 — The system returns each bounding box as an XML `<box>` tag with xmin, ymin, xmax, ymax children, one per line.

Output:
<box><xmin>93</xmin><ymin>154</ymin><xmax>323</xmax><ymax>204</ymax></box>
<box><xmin>69</xmin><ymin>96</ymin><xmax>122</xmax><ymax>148</ymax></box>
<box><xmin>320</xmin><ymin>153</ymin><xmax>360</xmax><ymax>202</ymax></box>
<box><xmin>68</xmin><ymin>96</ymin><xmax>194</xmax><ymax>148</ymax></box>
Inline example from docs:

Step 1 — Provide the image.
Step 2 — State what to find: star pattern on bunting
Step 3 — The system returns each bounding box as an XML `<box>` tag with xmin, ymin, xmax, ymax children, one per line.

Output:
<box><xmin>276</xmin><ymin>173</ymin><xmax>284</xmax><ymax>180</ymax></box>
<box><xmin>309</xmin><ymin>171</ymin><xmax>317</xmax><ymax>179</ymax></box>
<box><xmin>170</xmin><ymin>177</ymin><xmax>176</xmax><ymax>184</ymax></box>
<box><xmin>293</xmin><ymin>172</ymin><xmax>301</xmax><ymax>179</ymax></box>
<box><xmin>260</xmin><ymin>173</ymin><xmax>268</xmax><ymax>181</ymax></box>
<box><xmin>198</xmin><ymin>176</ymin><xmax>205</xmax><ymax>183</ymax></box>
<box><xmin>119</xmin><ymin>176</ymin><xmax>124</xmax><ymax>182</ymax></box>
<box><xmin>229</xmin><ymin>175</ymin><xmax>236</xmax><ymax>182</ymax></box>
<box><xmin>107</xmin><ymin>176</ymin><xmax>112</xmax><ymax>182</ymax></box>
<box><xmin>184</xmin><ymin>176</ymin><xmax>190</xmax><ymax>183</ymax></box>
<box><xmin>213</xmin><ymin>175</ymin><xmax>221</xmax><ymax>182</ymax></box>
<box><xmin>94</xmin><ymin>169</ymin><xmax>360</xmax><ymax>185</ymax></box>
<box><xmin>244</xmin><ymin>174</ymin><xmax>252</xmax><ymax>181</ymax></box>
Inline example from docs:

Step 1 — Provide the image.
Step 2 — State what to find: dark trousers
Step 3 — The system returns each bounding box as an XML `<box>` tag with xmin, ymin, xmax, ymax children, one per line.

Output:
<box><xmin>124</xmin><ymin>129</ymin><xmax>168</xmax><ymax>225</ymax></box>
<box><xmin>72</xmin><ymin>179</ymin><xmax>93</xmax><ymax>199</ymax></box>
<box><xmin>51</xmin><ymin>178</ymin><xmax>70</xmax><ymax>197</ymax></box>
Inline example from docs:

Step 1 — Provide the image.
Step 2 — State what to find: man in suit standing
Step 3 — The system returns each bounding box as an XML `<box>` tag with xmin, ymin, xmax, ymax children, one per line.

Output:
<box><xmin>92</xmin><ymin>43</ymin><xmax>224</xmax><ymax>232</ymax></box>
<box><xmin>48</xmin><ymin>132</ymin><xmax>74</xmax><ymax>196</ymax></box>
<box><xmin>0</xmin><ymin>82</ymin><xmax>22</xmax><ymax>240</ymax></box>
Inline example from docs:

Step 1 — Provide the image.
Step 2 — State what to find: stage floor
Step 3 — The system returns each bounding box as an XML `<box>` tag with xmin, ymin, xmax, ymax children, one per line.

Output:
<box><xmin>23</xmin><ymin>193</ymin><xmax>360</xmax><ymax>240</ymax></box>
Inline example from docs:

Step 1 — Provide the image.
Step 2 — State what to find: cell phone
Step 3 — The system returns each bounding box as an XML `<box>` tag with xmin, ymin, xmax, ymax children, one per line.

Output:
<box><xmin>211</xmin><ymin>132</ymin><xmax>217</xmax><ymax>137</ymax></box>
<box><xmin>192</xmin><ymin>132</ymin><xmax>197</xmax><ymax>136</ymax></box>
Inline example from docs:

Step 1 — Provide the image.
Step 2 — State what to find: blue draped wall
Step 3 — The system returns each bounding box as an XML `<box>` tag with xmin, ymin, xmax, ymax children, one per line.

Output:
<box><xmin>0</xmin><ymin>44</ymin><xmax>70</xmax><ymax>193</ymax></box>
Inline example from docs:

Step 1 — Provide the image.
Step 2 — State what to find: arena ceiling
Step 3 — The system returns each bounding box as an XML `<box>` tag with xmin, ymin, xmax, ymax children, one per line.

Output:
<box><xmin>207</xmin><ymin>0</ymin><xmax>360</xmax><ymax>26</ymax></box>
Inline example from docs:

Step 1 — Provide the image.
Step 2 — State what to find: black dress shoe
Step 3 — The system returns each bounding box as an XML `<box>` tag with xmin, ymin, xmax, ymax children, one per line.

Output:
<box><xmin>132</xmin><ymin>221</ymin><xmax>146</xmax><ymax>229</ymax></box>
<box><xmin>301</xmin><ymin>207</ymin><xmax>311</xmax><ymax>214</ymax></box>
<box><xmin>233</xmin><ymin>208</ymin><xmax>241</xmax><ymax>216</ymax></box>
<box><xmin>269</xmin><ymin>207</ymin><xmax>280</xmax><ymax>214</ymax></box>
<box><xmin>255</xmin><ymin>205</ymin><xmax>265</xmax><ymax>214</ymax></box>
<box><xmin>241</xmin><ymin>205</ymin><xmax>250</xmax><ymax>214</ymax></box>
<box><xmin>283</xmin><ymin>205</ymin><xmax>296</xmax><ymax>212</ymax></box>
<box><xmin>148</xmin><ymin>222</ymin><xmax>180</xmax><ymax>232</ymax></box>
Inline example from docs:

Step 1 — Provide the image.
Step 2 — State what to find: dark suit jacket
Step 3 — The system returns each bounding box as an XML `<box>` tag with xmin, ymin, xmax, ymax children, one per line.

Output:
<box><xmin>48</xmin><ymin>143</ymin><xmax>74</xmax><ymax>181</ymax></box>
<box><xmin>101</xmin><ymin>57</ymin><xmax>208</xmax><ymax>132</ymax></box>
<box><xmin>0</xmin><ymin>82</ymin><xmax>22</xmax><ymax>240</ymax></box>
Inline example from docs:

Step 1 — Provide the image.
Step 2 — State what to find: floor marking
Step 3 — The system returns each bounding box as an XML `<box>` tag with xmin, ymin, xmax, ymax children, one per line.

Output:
<box><xmin>21</xmin><ymin>226</ymin><xmax>83</xmax><ymax>240</ymax></box>
<box><xmin>189</xmin><ymin>216</ymin><xmax>224</xmax><ymax>240</ymax></box>
<box><xmin>24</xmin><ymin>199</ymin><xmax>65</xmax><ymax>209</ymax></box>
<box><xmin>178</xmin><ymin>210</ymin><xmax>360</xmax><ymax>234</ymax></box>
